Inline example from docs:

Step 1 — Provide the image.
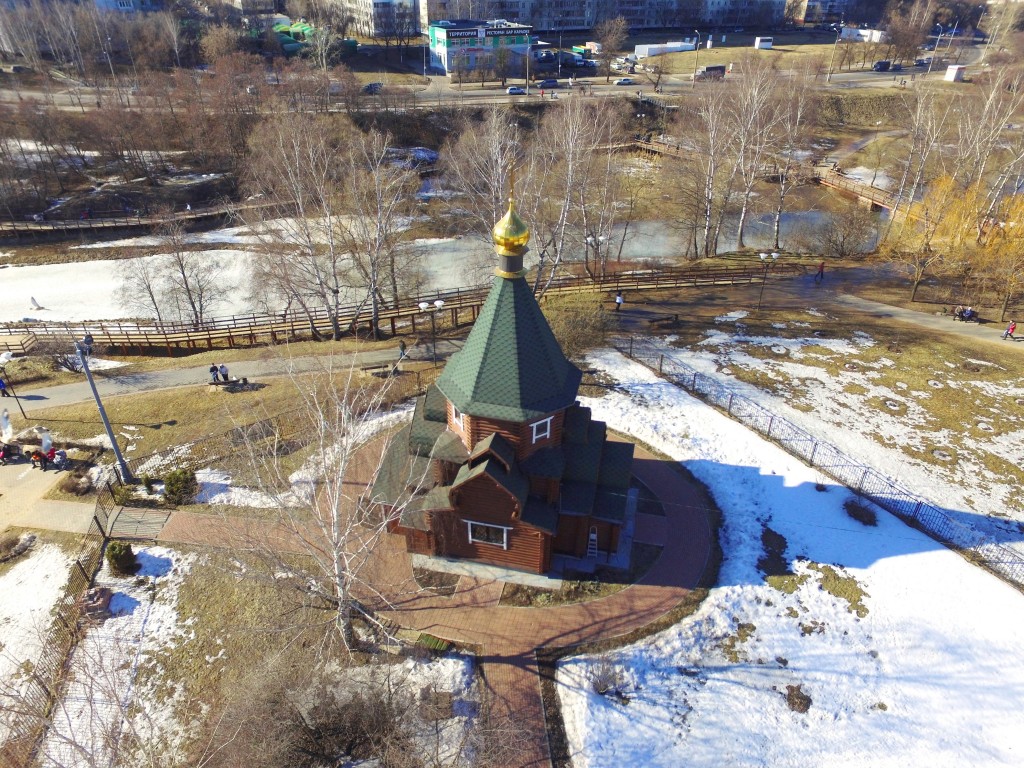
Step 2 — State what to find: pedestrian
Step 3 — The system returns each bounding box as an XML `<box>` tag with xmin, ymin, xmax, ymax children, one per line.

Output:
<box><xmin>0</xmin><ymin>443</ymin><xmax>9</xmax><ymax>466</ymax></box>
<box><xmin>209</xmin><ymin>363</ymin><xmax>219</xmax><ymax>383</ymax></box>
<box><xmin>1002</xmin><ymin>320</ymin><xmax>1016</xmax><ymax>340</ymax></box>
<box><xmin>615</xmin><ymin>290</ymin><xmax>624</xmax><ymax>311</ymax></box>
<box><xmin>398</xmin><ymin>339</ymin><xmax>407</xmax><ymax>361</ymax></box>
<box><xmin>39</xmin><ymin>449</ymin><xmax>48</xmax><ymax>471</ymax></box>
<box><xmin>0</xmin><ymin>378</ymin><xmax>9</xmax><ymax>397</ymax></box>
<box><xmin>30</xmin><ymin>449</ymin><xmax>42</xmax><ymax>469</ymax></box>
<box><xmin>815</xmin><ymin>261</ymin><xmax>825</xmax><ymax>282</ymax></box>
<box><xmin>185</xmin><ymin>203</ymin><xmax>192</xmax><ymax>212</ymax></box>
<box><xmin>219</xmin><ymin>363</ymin><xmax>229</xmax><ymax>382</ymax></box>
<box><xmin>54</xmin><ymin>447</ymin><xmax>67</xmax><ymax>471</ymax></box>
<box><xmin>45</xmin><ymin>446</ymin><xmax>55</xmax><ymax>470</ymax></box>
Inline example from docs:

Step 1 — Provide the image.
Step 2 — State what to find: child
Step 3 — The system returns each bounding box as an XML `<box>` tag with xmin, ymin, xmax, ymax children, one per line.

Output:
<box><xmin>1003</xmin><ymin>320</ymin><xmax>1016</xmax><ymax>340</ymax></box>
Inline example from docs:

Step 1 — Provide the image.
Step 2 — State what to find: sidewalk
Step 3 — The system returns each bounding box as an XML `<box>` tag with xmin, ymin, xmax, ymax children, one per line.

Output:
<box><xmin>10</xmin><ymin>339</ymin><xmax>463</xmax><ymax>414</ymax></box>
<box><xmin>0</xmin><ymin>462</ymin><xmax>94</xmax><ymax>534</ymax></box>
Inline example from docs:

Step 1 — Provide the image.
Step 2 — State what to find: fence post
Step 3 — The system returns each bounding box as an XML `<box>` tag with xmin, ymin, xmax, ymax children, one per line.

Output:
<box><xmin>727</xmin><ymin>394</ymin><xmax>733</xmax><ymax>414</ymax></box>
<box><xmin>858</xmin><ymin>468</ymin><xmax>870</xmax><ymax>492</ymax></box>
<box><xmin>809</xmin><ymin>441</ymin><xmax>818</xmax><ymax>466</ymax></box>
<box><xmin>628</xmin><ymin>336</ymin><xmax>633</xmax><ymax>358</ymax></box>
<box><xmin>691</xmin><ymin>371</ymin><xmax>698</xmax><ymax>390</ymax></box>
<box><xmin>766</xmin><ymin>415</ymin><xmax>774</xmax><ymax>437</ymax></box>
<box><xmin>658</xmin><ymin>355</ymin><xmax>664</xmax><ymax>374</ymax></box>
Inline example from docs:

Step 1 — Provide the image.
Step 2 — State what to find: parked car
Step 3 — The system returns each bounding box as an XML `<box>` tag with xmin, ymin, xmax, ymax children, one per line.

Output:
<box><xmin>506</xmin><ymin>86</ymin><xmax>526</xmax><ymax>95</ymax></box>
<box><xmin>891</xmin><ymin>62</ymin><xmax>903</xmax><ymax>71</ymax></box>
<box><xmin>362</xmin><ymin>82</ymin><xmax>383</xmax><ymax>94</ymax></box>
<box><xmin>537</xmin><ymin>79</ymin><xmax>559</xmax><ymax>89</ymax></box>
<box><xmin>914</xmin><ymin>58</ymin><xmax>928</xmax><ymax>67</ymax></box>
<box><xmin>614</xmin><ymin>77</ymin><xmax>635</xmax><ymax>85</ymax></box>
<box><xmin>872</xmin><ymin>60</ymin><xmax>891</xmax><ymax>72</ymax></box>
<box><xmin>921</xmin><ymin>43</ymin><xmax>935</xmax><ymax>51</ymax></box>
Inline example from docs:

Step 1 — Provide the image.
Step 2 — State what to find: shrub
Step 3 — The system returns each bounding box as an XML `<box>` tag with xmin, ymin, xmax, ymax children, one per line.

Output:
<box><xmin>844</xmin><ymin>499</ymin><xmax>878</xmax><ymax>527</ymax></box>
<box><xmin>106</xmin><ymin>541</ymin><xmax>139</xmax><ymax>576</ymax></box>
<box><xmin>111</xmin><ymin>483</ymin><xmax>136</xmax><ymax>505</ymax></box>
<box><xmin>164</xmin><ymin>468</ymin><xmax>199</xmax><ymax>506</ymax></box>
<box><xmin>1</xmin><ymin>533</ymin><xmax>21</xmax><ymax>560</ymax></box>
<box><xmin>59</xmin><ymin>473</ymin><xmax>93</xmax><ymax>496</ymax></box>
<box><xmin>142</xmin><ymin>474</ymin><xmax>157</xmax><ymax>493</ymax></box>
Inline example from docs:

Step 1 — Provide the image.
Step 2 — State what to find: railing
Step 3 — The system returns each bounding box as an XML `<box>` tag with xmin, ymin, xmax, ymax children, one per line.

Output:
<box><xmin>618</xmin><ymin>336</ymin><xmax>1024</xmax><ymax>591</ymax></box>
<box><xmin>0</xmin><ymin>540</ymin><xmax>102</xmax><ymax>767</ymax></box>
<box><xmin>0</xmin><ymin>264</ymin><xmax>801</xmax><ymax>354</ymax></box>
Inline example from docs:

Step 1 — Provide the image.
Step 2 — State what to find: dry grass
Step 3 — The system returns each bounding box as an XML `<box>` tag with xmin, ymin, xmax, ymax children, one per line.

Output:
<box><xmin>499</xmin><ymin>542</ymin><xmax>663</xmax><ymax>607</ymax></box>
<box><xmin>132</xmin><ymin>545</ymin><xmax>336</xmax><ymax>751</ymax></box>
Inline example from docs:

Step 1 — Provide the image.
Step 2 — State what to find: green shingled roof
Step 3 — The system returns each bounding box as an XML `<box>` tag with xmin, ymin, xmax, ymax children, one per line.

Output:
<box><xmin>435</xmin><ymin>275</ymin><xmax>582</xmax><ymax>422</ymax></box>
<box><xmin>469</xmin><ymin>432</ymin><xmax>516</xmax><ymax>472</ymax></box>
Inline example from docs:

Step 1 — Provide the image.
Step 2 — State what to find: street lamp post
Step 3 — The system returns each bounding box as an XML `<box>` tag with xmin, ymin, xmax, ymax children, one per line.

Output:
<box><xmin>586</xmin><ymin>234</ymin><xmax>608</xmax><ymax>272</ymax></box>
<box><xmin>826</xmin><ymin>26</ymin><xmax>841</xmax><ymax>82</ymax></box>
<box><xmin>756</xmin><ymin>252</ymin><xmax>780</xmax><ymax>311</ymax></box>
<box><xmin>692</xmin><ymin>30</ymin><xmax>701</xmax><ymax>88</ymax></box>
<box><xmin>418</xmin><ymin>299</ymin><xmax>445</xmax><ymax>366</ymax></box>
<box><xmin>75</xmin><ymin>336</ymin><xmax>132</xmax><ymax>482</ymax></box>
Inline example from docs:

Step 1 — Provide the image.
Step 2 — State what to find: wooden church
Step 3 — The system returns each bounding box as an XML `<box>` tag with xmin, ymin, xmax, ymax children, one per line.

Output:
<box><xmin>370</xmin><ymin>197</ymin><xmax>633</xmax><ymax>574</ymax></box>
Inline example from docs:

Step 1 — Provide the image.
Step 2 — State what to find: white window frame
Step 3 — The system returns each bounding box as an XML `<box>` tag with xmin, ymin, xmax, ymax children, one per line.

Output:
<box><xmin>465</xmin><ymin>520</ymin><xmax>511</xmax><ymax>549</ymax></box>
<box><xmin>531</xmin><ymin>416</ymin><xmax>553</xmax><ymax>444</ymax></box>
<box><xmin>452</xmin><ymin>405</ymin><xmax>464</xmax><ymax>430</ymax></box>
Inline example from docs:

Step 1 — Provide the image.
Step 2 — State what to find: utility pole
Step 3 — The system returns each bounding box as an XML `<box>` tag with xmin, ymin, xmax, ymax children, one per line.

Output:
<box><xmin>75</xmin><ymin>337</ymin><xmax>132</xmax><ymax>482</ymax></box>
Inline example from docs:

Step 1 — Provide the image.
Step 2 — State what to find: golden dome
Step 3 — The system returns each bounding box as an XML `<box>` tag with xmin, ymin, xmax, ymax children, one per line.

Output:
<box><xmin>492</xmin><ymin>197</ymin><xmax>530</xmax><ymax>256</ymax></box>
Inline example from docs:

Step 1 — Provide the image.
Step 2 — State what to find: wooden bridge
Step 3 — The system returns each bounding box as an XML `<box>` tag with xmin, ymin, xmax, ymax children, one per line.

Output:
<box><xmin>0</xmin><ymin>200</ymin><xmax>279</xmax><ymax>239</ymax></box>
<box><xmin>0</xmin><ymin>263</ymin><xmax>802</xmax><ymax>356</ymax></box>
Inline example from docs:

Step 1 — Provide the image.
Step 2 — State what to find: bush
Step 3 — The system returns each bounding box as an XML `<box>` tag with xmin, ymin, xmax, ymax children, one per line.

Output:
<box><xmin>59</xmin><ymin>473</ymin><xmax>93</xmax><ymax>496</ymax></box>
<box><xmin>106</xmin><ymin>541</ymin><xmax>139</xmax><ymax>576</ymax></box>
<box><xmin>111</xmin><ymin>483</ymin><xmax>136</xmax><ymax>505</ymax></box>
<box><xmin>1</xmin><ymin>533</ymin><xmax>21</xmax><ymax>560</ymax></box>
<box><xmin>844</xmin><ymin>498</ymin><xmax>878</xmax><ymax>527</ymax></box>
<box><xmin>164</xmin><ymin>468</ymin><xmax>199</xmax><ymax>506</ymax></box>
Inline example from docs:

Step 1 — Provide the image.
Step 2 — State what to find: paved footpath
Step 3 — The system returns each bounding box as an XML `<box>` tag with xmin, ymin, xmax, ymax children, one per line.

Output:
<box><xmin>8</xmin><ymin>340</ymin><xmax>463</xmax><ymax>414</ymax></box>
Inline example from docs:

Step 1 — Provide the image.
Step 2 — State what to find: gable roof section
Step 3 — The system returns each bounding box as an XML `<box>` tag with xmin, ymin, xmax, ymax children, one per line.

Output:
<box><xmin>370</xmin><ymin>425</ymin><xmax>431</xmax><ymax>505</ymax></box>
<box><xmin>563</xmin><ymin>405</ymin><xmax>592</xmax><ymax>444</ymax></box>
<box><xmin>435</xmin><ymin>276</ymin><xmax>582</xmax><ymax>422</ymax></box>
<box><xmin>452</xmin><ymin>457</ymin><xmax>529</xmax><ymax>512</ymax></box>
<box><xmin>469</xmin><ymin>432</ymin><xmax>516</xmax><ymax>472</ymax></box>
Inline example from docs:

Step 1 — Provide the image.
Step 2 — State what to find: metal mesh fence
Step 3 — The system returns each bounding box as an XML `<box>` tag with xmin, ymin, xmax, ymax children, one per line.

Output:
<box><xmin>618</xmin><ymin>339</ymin><xmax>1024</xmax><ymax>591</ymax></box>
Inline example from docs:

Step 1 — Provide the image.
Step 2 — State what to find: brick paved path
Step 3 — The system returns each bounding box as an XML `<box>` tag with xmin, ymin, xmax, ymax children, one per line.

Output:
<box><xmin>157</xmin><ymin>439</ymin><xmax>714</xmax><ymax>768</ymax></box>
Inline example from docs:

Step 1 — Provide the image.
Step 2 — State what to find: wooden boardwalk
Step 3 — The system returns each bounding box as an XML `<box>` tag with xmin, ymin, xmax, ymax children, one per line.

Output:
<box><xmin>0</xmin><ymin>264</ymin><xmax>803</xmax><ymax>355</ymax></box>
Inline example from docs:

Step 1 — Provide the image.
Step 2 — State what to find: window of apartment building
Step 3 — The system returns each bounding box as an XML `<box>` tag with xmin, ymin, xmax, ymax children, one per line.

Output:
<box><xmin>531</xmin><ymin>416</ymin><xmax>553</xmax><ymax>444</ymax></box>
<box><xmin>466</xmin><ymin>521</ymin><xmax>510</xmax><ymax>548</ymax></box>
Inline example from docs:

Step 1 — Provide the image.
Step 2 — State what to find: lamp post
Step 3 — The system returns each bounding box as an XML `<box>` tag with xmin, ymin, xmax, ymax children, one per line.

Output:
<box><xmin>75</xmin><ymin>336</ymin><xmax>132</xmax><ymax>482</ymax></box>
<box><xmin>756</xmin><ymin>252</ymin><xmax>779</xmax><ymax>311</ymax></box>
<box><xmin>557</xmin><ymin>18</ymin><xmax>563</xmax><ymax>78</ymax></box>
<box><xmin>418</xmin><ymin>299</ymin><xmax>445</xmax><ymax>366</ymax></box>
<box><xmin>586</xmin><ymin>233</ymin><xmax>608</xmax><ymax>272</ymax></box>
<box><xmin>692</xmin><ymin>30</ymin><xmax>701</xmax><ymax>88</ymax></box>
<box><xmin>825</xmin><ymin>26</ymin><xmax>841</xmax><ymax>82</ymax></box>
<box><xmin>870</xmin><ymin>120</ymin><xmax>882</xmax><ymax>186</ymax></box>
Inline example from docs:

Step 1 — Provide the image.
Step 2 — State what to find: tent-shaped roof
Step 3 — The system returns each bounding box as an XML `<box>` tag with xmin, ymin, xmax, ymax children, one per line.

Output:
<box><xmin>436</xmin><ymin>276</ymin><xmax>582</xmax><ymax>423</ymax></box>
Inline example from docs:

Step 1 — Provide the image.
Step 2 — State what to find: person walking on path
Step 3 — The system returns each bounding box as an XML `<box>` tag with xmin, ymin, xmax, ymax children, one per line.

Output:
<box><xmin>0</xmin><ymin>378</ymin><xmax>9</xmax><ymax>397</ymax></box>
<box><xmin>209</xmin><ymin>363</ymin><xmax>219</xmax><ymax>383</ymax></box>
<box><xmin>615</xmin><ymin>291</ymin><xmax>624</xmax><ymax>311</ymax></box>
<box><xmin>1003</xmin><ymin>320</ymin><xmax>1016</xmax><ymax>340</ymax></box>
<box><xmin>219</xmin><ymin>364</ymin><xmax>229</xmax><ymax>382</ymax></box>
<box><xmin>815</xmin><ymin>261</ymin><xmax>825</xmax><ymax>282</ymax></box>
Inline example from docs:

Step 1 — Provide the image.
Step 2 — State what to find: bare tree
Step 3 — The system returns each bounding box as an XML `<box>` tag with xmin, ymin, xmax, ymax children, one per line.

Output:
<box><xmin>726</xmin><ymin>54</ymin><xmax>784</xmax><ymax>249</ymax></box>
<box><xmin>594</xmin><ymin>16</ymin><xmax>629</xmax><ymax>83</ymax></box>
<box><xmin>770</xmin><ymin>64</ymin><xmax>815</xmax><ymax>250</ymax></box>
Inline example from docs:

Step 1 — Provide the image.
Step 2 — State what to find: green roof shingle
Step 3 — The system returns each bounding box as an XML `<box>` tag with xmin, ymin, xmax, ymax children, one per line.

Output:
<box><xmin>435</xmin><ymin>276</ymin><xmax>582</xmax><ymax>422</ymax></box>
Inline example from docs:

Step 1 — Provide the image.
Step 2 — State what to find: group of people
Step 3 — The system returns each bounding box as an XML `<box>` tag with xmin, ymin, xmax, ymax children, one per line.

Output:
<box><xmin>209</xmin><ymin>363</ymin><xmax>231</xmax><ymax>383</ymax></box>
<box><xmin>0</xmin><ymin>443</ymin><xmax>66</xmax><ymax>470</ymax></box>
<box><xmin>953</xmin><ymin>305</ymin><xmax>979</xmax><ymax>322</ymax></box>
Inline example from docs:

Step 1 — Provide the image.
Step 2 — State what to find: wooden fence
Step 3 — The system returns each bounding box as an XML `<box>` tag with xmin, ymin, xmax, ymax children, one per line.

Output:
<box><xmin>0</xmin><ymin>264</ymin><xmax>801</xmax><ymax>356</ymax></box>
